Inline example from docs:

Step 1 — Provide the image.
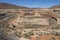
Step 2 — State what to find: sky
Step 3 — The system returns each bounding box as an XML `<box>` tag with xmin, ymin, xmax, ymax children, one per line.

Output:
<box><xmin>0</xmin><ymin>0</ymin><xmax>60</xmax><ymax>8</ymax></box>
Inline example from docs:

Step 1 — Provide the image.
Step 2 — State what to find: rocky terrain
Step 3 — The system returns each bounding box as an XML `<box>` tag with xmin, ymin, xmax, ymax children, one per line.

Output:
<box><xmin>0</xmin><ymin>2</ymin><xmax>60</xmax><ymax>40</ymax></box>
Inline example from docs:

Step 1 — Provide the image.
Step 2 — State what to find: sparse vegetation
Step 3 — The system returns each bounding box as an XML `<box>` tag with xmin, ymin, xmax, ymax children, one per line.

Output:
<box><xmin>53</xmin><ymin>32</ymin><xmax>60</xmax><ymax>36</ymax></box>
<box><xmin>23</xmin><ymin>31</ymin><xmax>34</xmax><ymax>38</ymax></box>
<box><xmin>52</xmin><ymin>25</ymin><xmax>60</xmax><ymax>29</ymax></box>
<box><xmin>50</xmin><ymin>37</ymin><xmax>56</xmax><ymax>40</ymax></box>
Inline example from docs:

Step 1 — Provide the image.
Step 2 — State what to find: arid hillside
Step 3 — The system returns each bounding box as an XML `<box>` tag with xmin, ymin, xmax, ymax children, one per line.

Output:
<box><xmin>0</xmin><ymin>2</ymin><xmax>60</xmax><ymax>9</ymax></box>
<box><xmin>0</xmin><ymin>2</ymin><xmax>28</xmax><ymax>9</ymax></box>
<box><xmin>50</xmin><ymin>5</ymin><xmax>60</xmax><ymax>8</ymax></box>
